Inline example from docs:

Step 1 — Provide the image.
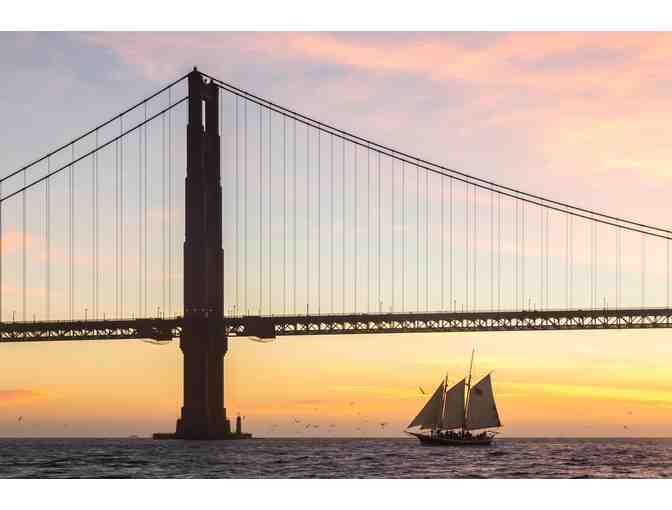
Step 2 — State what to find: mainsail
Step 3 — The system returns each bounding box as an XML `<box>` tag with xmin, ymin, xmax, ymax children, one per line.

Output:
<box><xmin>465</xmin><ymin>373</ymin><xmax>501</xmax><ymax>430</ymax></box>
<box><xmin>408</xmin><ymin>381</ymin><xmax>445</xmax><ymax>429</ymax></box>
<box><xmin>441</xmin><ymin>379</ymin><xmax>465</xmax><ymax>429</ymax></box>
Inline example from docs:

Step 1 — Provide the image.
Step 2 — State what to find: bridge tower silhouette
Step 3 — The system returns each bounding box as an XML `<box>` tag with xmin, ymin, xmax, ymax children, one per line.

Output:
<box><xmin>166</xmin><ymin>69</ymin><xmax>240</xmax><ymax>439</ymax></box>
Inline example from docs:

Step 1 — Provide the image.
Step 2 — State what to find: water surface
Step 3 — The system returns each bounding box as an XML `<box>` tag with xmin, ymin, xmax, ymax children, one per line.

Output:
<box><xmin>1</xmin><ymin>437</ymin><xmax>671</xmax><ymax>478</ymax></box>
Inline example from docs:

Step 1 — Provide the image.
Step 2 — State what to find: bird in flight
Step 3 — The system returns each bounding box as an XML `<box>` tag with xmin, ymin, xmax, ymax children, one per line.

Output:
<box><xmin>419</xmin><ymin>387</ymin><xmax>426</xmax><ymax>395</ymax></box>
<box><xmin>17</xmin><ymin>416</ymin><xmax>23</xmax><ymax>422</ymax></box>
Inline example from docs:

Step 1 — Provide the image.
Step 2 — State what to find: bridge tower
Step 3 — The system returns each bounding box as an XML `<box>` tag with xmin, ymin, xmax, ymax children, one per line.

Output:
<box><xmin>168</xmin><ymin>68</ymin><xmax>234</xmax><ymax>439</ymax></box>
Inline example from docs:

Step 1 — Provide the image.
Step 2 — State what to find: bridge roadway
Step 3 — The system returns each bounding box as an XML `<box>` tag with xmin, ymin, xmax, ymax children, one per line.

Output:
<box><xmin>1</xmin><ymin>307</ymin><xmax>672</xmax><ymax>342</ymax></box>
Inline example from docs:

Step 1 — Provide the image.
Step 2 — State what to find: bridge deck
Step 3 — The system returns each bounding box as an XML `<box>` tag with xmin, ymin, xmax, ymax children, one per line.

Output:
<box><xmin>1</xmin><ymin>308</ymin><xmax>671</xmax><ymax>342</ymax></box>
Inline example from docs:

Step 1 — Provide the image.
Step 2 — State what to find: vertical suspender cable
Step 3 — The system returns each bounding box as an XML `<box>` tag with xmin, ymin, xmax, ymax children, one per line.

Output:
<box><xmin>318</xmin><ymin>130</ymin><xmax>325</xmax><ymax>313</ymax></box>
<box><xmin>144</xmin><ymin>105</ymin><xmax>148</xmax><ymax>317</ymax></box>
<box><xmin>425</xmin><ymin>166</ymin><xmax>428</xmax><ymax>310</ymax></box>
<box><xmin>331</xmin><ymin>134</ymin><xmax>334</xmax><ymax>313</ymax></box>
<box><xmin>268</xmin><ymin>108</ymin><xmax>272</xmax><ymax>313</ymax></box>
<box><xmin>390</xmin><ymin>159</ymin><xmax>396</xmax><ymax>312</ymax></box>
<box><xmin>441</xmin><ymin>176</ymin><xmax>444</xmax><ymax>310</ymax></box>
<box><xmin>305</xmin><ymin>123</ymin><xmax>309</xmax><ymax>313</ymax></box>
<box><xmin>343</xmin><ymin>138</ymin><xmax>346</xmax><ymax>313</ymax></box>
<box><xmin>282</xmin><ymin>115</ymin><xmax>286</xmax><ymax>314</ymax></box>
<box><xmin>234</xmin><ymin>98</ymin><xmax>239</xmax><ymax>313</ymax></box>
<box><xmin>120</xmin><ymin>119</ymin><xmax>124</xmax><ymax>317</ymax></box>
<box><xmin>244</xmin><ymin>100</ymin><xmax>248</xmax><ymax>313</ymax></box>
<box><xmin>521</xmin><ymin>200</ymin><xmax>525</xmax><ymax>311</ymax></box>
<box><xmin>168</xmin><ymin>89</ymin><xmax>173</xmax><ymax>315</ymax></box>
<box><xmin>416</xmin><ymin>165</ymin><xmax>420</xmax><ymax>311</ymax></box>
<box><xmin>490</xmin><ymin>189</ymin><xmax>493</xmax><ymax>310</ymax></box>
<box><xmin>259</xmin><ymin>104</ymin><xmax>263</xmax><ymax>314</ymax></box>
<box><xmin>473</xmin><ymin>185</ymin><xmax>477</xmax><ymax>310</ymax></box>
<box><xmin>466</xmin><ymin>181</ymin><xmax>470</xmax><ymax>312</ymax></box>
<box><xmin>402</xmin><ymin>161</ymin><xmax>406</xmax><ymax>312</ymax></box>
<box><xmin>450</xmin><ymin>177</ymin><xmax>453</xmax><ymax>311</ymax></box>
<box><xmin>379</xmin><ymin>152</ymin><xmax>383</xmax><ymax>312</ymax></box>
<box><xmin>161</xmin><ymin>113</ymin><xmax>166</xmax><ymax>315</ymax></box>
<box><xmin>354</xmin><ymin>144</ymin><xmax>358</xmax><ymax>313</ymax></box>
<box><xmin>138</xmin><ymin>118</ymin><xmax>143</xmax><ymax>317</ymax></box>
<box><xmin>293</xmin><ymin>119</ymin><xmax>297</xmax><ymax>314</ymax></box>
<box><xmin>545</xmin><ymin>209</ymin><xmax>551</xmax><ymax>308</ymax></box>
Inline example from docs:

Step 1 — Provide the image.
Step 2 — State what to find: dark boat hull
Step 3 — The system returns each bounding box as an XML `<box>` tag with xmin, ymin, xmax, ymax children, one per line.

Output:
<box><xmin>407</xmin><ymin>431</ymin><xmax>494</xmax><ymax>446</ymax></box>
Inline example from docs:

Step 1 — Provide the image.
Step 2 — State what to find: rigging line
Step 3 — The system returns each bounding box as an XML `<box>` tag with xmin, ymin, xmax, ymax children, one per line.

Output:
<box><xmin>2</xmin><ymin>74</ymin><xmax>190</xmax><ymax>184</ymax></box>
<box><xmin>207</xmin><ymin>76</ymin><xmax>672</xmax><ymax>236</ymax></box>
<box><xmin>0</xmin><ymin>99</ymin><xmax>187</xmax><ymax>204</ymax></box>
<box><xmin>667</xmin><ymin>238</ymin><xmax>670</xmax><ymax>310</ymax></box>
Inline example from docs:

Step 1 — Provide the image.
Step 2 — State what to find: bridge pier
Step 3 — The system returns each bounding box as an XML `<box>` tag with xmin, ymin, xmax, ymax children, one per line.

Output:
<box><xmin>154</xmin><ymin>68</ymin><xmax>250</xmax><ymax>440</ymax></box>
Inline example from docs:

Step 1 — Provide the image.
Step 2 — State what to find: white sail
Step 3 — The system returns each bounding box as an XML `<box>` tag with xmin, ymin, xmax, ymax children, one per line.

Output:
<box><xmin>465</xmin><ymin>374</ymin><xmax>501</xmax><ymax>430</ymax></box>
<box><xmin>408</xmin><ymin>381</ymin><xmax>445</xmax><ymax>429</ymax></box>
<box><xmin>441</xmin><ymin>378</ymin><xmax>465</xmax><ymax>429</ymax></box>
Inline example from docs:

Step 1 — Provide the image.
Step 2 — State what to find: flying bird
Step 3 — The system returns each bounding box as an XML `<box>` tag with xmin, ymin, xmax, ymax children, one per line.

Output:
<box><xmin>380</xmin><ymin>422</ymin><xmax>388</xmax><ymax>428</ymax></box>
<box><xmin>17</xmin><ymin>416</ymin><xmax>23</xmax><ymax>422</ymax></box>
<box><xmin>419</xmin><ymin>387</ymin><xmax>426</xmax><ymax>395</ymax></box>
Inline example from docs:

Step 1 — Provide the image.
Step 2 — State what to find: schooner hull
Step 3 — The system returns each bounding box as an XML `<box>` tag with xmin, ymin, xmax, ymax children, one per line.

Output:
<box><xmin>406</xmin><ymin>431</ymin><xmax>494</xmax><ymax>446</ymax></box>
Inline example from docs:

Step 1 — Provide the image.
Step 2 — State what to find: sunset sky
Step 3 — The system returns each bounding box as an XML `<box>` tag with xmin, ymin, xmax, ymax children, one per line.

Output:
<box><xmin>2</xmin><ymin>32</ymin><xmax>672</xmax><ymax>437</ymax></box>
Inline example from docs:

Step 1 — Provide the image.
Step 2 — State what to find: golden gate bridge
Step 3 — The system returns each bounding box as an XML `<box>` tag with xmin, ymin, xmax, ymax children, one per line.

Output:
<box><xmin>1</xmin><ymin>68</ymin><xmax>671</xmax><ymax>438</ymax></box>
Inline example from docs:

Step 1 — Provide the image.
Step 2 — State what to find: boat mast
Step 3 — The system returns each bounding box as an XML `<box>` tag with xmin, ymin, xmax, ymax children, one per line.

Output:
<box><xmin>463</xmin><ymin>349</ymin><xmax>475</xmax><ymax>433</ymax></box>
<box><xmin>438</xmin><ymin>372</ymin><xmax>448</xmax><ymax>431</ymax></box>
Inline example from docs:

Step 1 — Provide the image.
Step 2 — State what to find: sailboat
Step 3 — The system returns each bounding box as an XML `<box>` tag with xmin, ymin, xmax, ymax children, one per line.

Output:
<box><xmin>405</xmin><ymin>350</ymin><xmax>502</xmax><ymax>446</ymax></box>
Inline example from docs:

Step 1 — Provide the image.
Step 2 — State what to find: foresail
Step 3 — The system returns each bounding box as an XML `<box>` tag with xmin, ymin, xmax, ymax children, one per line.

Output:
<box><xmin>465</xmin><ymin>374</ymin><xmax>501</xmax><ymax>430</ymax></box>
<box><xmin>441</xmin><ymin>379</ymin><xmax>465</xmax><ymax>429</ymax></box>
<box><xmin>408</xmin><ymin>381</ymin><xmax>444</xmax><ymax>429</ymax></box>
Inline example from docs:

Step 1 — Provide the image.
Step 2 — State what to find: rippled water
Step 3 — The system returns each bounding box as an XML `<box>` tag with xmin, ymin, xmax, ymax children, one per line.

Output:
<box><xmin>1</xmin><ymin>438</ymin><xmax>671</xmax><ymax>478</ymax></box>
